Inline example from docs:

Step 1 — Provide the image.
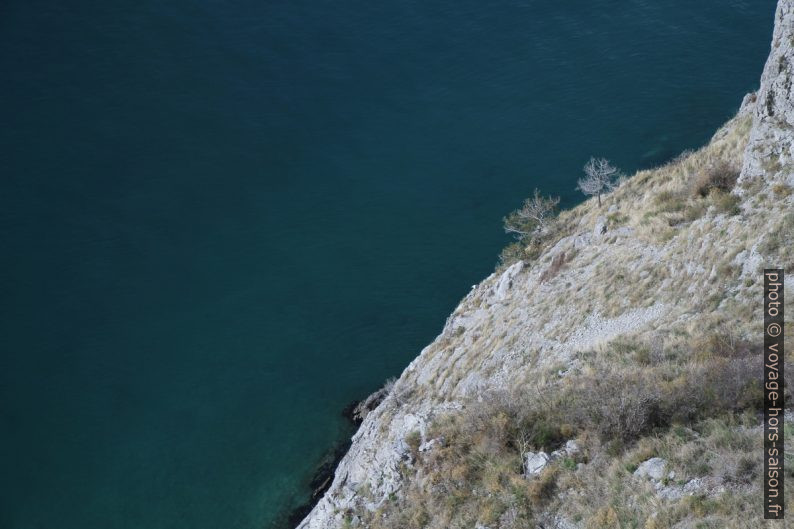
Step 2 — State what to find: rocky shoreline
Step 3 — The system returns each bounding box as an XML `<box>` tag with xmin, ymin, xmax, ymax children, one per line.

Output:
<box><xmin>283</xmin><ymin>440</ymin><xmax>351</xmax><ymax>529</ymax></box>
<box><xmin>279</xmin><ymin>386</ymin><xmax>388</xmax><ymax>528</ymax></box>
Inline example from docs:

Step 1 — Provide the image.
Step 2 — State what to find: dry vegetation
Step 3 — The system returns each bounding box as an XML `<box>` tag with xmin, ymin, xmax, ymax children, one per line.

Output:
<box><xmin>336</xmin><ymin>110</ymin><xmax>794</xmax><ymax>529</ymax></box>
<box><xmin>691</xmin><ymin>160</ymin><xmax>741</xmax><ymax>197</ymax></box>
<box><xmin>356</xmin><ymin>327</ymin><xmax>791</xmax><ymax>528</ymax></box>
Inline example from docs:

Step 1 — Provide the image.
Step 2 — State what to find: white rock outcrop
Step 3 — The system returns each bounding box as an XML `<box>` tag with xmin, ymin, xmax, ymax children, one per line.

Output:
<box><xmin>634</xmin><ymin>457</ymin><xmax>668</xmax><ymax>482</ymax></box>
<box><xmin>740</xmin><ymin>0</ymin><xmax>794</xmax><ymax>186</ymax></box>
<box><xmin>524</xmin><ymin>451</ymin><xmax>552</xmax><ymax>476</ymax></box>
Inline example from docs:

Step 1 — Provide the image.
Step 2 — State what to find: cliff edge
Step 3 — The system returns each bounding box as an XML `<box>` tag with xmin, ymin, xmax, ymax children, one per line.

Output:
<box><xmin>299</xmin><ymin>2</ymin><xmax>794</xmax><ymax>527</ymax></box>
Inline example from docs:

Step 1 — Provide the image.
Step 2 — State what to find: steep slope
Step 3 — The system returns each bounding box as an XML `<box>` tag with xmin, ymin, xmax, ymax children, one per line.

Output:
<box><xmin>299</xmin><ymin>2</ymin><xmax>793</xmax><ymax>527</ymax></box>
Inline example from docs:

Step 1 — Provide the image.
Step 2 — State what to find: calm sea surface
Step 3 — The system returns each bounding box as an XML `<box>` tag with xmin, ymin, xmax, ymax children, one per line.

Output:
<box><xmin>0</xmin><ymin>1</ymin><xmax>776</xmax><ymax>527</ymax></box>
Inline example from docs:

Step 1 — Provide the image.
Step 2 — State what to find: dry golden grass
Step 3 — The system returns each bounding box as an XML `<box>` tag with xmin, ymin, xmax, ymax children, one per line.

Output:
<box><xmin>362</xmin><ymin>327</ymin><xmax>784</xmax><ymax>528</ymax></box>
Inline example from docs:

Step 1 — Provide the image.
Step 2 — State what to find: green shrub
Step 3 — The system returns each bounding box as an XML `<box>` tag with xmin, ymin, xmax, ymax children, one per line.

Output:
<box><xmin>498</xmin><ymin>241</ymin><xmax>526</xmax><ymax>268</ymax></box>
<box><xmin>498</xmin><ymin>235</ymin><xmax>551</xmax><ymax>268</ymax></box>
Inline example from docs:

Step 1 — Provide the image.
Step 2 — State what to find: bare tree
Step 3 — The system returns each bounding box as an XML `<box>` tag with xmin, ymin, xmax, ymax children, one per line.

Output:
<box><xmin>503</xmin><ymin>189</ymin><xmax>560</xmax><ymax>238</ymax></box>
<box><xmin>578</xmin><ymin>157</ymin><xmax>619</xmax><ymax>207</ymax></box>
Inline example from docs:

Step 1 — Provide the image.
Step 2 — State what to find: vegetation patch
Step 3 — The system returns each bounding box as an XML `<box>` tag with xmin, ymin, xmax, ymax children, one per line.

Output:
<box><xmin>772</xmin><ymin>182</ymin><xmax>793</xmax><ymax>197</ymax></box>
<box><xmin>710</xmin><ymin>191</ymin><xmax>741</xmax><ymax>216</ymax></box>
<box><xmin>691</xmin><ymin>160</ymin><xmax>740</xmax><ymax>197</ymax></box>
<box><xmin>364</xmin><ymin>328</ymin><xmax>781</xmax><ymax>528</ymax></box>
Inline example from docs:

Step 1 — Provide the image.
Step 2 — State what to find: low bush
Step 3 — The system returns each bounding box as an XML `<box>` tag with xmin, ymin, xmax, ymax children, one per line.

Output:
<box><xmin>691</xmin><ymin>160</ymin><xmax>740</xmax><ymax>197</ymax></box>
<box><xmin>499</xmin><ymin>190</ymin><xmax>566</xmax><ymax>269</ymax></box>
<box><xmin>498</xmin><ymin>231</ymin><xmax>559</xmax><ymax>269</ymax></box>
<box><xmin>367</xmin><ymin>331</ymin><xmax>772</xmax><ymax>528</ymax></box>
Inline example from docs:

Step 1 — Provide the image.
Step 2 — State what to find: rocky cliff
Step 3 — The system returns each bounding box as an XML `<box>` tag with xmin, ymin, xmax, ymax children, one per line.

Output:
<box><xmin>299</xmin><ymin>2</ymin><xmax>794</xmax><ymax>527</ymax></box>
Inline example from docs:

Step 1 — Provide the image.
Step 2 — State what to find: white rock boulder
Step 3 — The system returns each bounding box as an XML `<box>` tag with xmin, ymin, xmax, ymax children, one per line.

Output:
<box><xmin>524</xmin><ymin>451</ymin><xmax>551</xmax><ymax>476</ymax></box>
<box><xmin>634</xmin><ymin>457</ymin><xmax>667</xmax><ymax>481</ymax></box>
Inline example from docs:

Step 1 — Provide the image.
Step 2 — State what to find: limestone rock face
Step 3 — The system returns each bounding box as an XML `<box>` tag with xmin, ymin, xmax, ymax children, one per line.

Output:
<box><xmin>297</xmin><ymin>3</ymin><xmax>794</xmax><ymax>528</ymax></box>
<box><xmin>740</xmin><ymin>0</ymin><xmax>794</xmax><ymax>186</ymax></box>
<box><xmin>593</xmin><ymin>215</ymin><xmax>608</xmax><ymax>237</ymax></box>
<box><xmin>494</xmin><ymin>260</ymin><xmax>524</xmax><ymax>301</ymax></box>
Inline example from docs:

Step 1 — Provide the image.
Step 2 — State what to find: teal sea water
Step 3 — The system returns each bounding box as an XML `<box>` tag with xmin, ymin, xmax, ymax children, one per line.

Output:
<box><xmin>0</xmin><ymin>1</ymin><xmax>776</xmax><ymax>528</ymax></box>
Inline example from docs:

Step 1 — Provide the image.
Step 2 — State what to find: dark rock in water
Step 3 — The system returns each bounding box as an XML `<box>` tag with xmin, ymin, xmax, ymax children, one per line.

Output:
<box><xmin>285</xmin><ymin>382</ymin><xmax>392</xmax><ymax>528</ymax></box>
<box><xmin>350</xmin><ymin>386</ymin><xmax>389</xmax><ymax>424</ymax></box>
<box><xmin>285</xmin><ymin>440</ymin><xmax>352</xmax><ymax>528</ymax></box>
<box><xmin>341</xmin><ymin>400</ymin><xmax>359</xmax><ymax>423</ymax></box>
